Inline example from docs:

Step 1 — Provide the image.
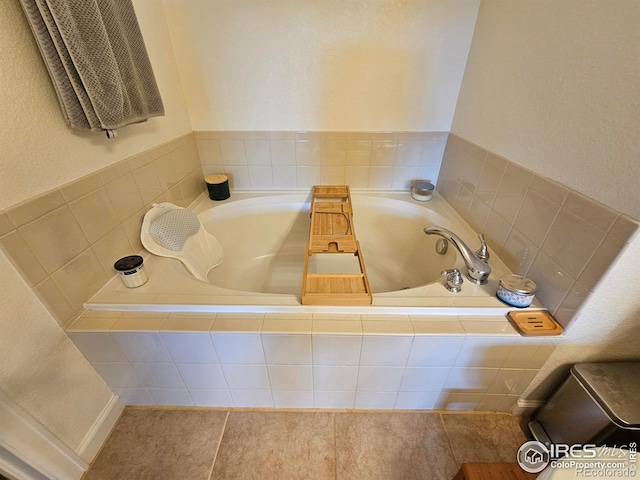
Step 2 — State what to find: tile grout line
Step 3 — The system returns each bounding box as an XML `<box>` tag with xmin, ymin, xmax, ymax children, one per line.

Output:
<box><xmin>333</xmin><ymin>412</ymin><xmax>338</xmax><ymax>480</ymax></box>
<box><xmin>208</xmin><ymin>410</ymin><xmax>230</xmax><ymax>480</ymax></box>
<box><xmin>438</xmin><ymin>412</ymin><xmax>461</xmax><ymax>468</ymax></box>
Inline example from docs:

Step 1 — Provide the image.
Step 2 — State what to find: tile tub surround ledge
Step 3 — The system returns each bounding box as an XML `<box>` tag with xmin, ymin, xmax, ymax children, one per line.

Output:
<box><xmin>84</xmin><ymin>190</ymin><xmax>545</xmax><ymax>315</ymax></box>
<box><xmin>437</xmin><ymin>134</ymin><xmax>640</xmax><ymax>329</ymax></box>
<box><xmin>194</xmin><ymin>130</ymin><xmax>449</xmax><ymax>191</ymax></box>
<box><xmin>67</xmin><ymin>311</ymin><xmax>558</xmax><ymax>411</ymax></box>
<box><xmin>0</xmin><ymin>133</ymin><xmax>203</xmax><ymax>328</ymax></box>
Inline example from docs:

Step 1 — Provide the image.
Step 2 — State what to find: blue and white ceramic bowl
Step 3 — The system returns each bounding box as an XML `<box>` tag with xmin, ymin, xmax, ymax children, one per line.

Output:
<box><xmin>497</xmin><ymin>274</ymin><xmax>537</xmax><ymax>308</ymax></box>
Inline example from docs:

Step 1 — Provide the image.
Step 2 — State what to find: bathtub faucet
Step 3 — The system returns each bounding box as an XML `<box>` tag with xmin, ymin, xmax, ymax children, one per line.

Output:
<box><xmin>423</xmin><ymin>226</ymin><xmax>491</xmax><ymax>284</ymax></box>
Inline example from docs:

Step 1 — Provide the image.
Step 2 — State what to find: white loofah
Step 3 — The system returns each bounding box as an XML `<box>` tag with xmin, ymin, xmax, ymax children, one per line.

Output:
<box><xmin>141</xmin><ymin>202</ymin><xmax>223</xmax><ymax>282</ymax></box>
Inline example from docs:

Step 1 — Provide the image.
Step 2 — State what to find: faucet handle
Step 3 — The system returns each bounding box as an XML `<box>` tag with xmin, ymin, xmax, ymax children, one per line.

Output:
<box><xmin>475</xmin><ymin>233</ymin><xmax>490</xmax><ymax>263</ymax></box>
<box><xmin>441</xmin><ymin>268</ymin><xmax>463</xmax><ymax>293</ymax></box>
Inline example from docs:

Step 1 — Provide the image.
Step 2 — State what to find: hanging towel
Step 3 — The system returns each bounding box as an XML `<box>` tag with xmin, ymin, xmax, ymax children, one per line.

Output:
<box><xmin>19</xmin><ymin>0</ymin><xmax>164</xmax><ymax>132</ymax></box>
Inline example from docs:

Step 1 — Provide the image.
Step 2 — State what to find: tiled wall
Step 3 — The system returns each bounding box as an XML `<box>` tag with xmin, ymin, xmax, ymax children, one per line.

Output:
<box><xmin>437</xmin><ymin>134</ymin><xmax>640</xmax><ymax>327</ymax></box>
<box><xmin>194</xmin><ymin>131</ymin><xmax>448</xmax><ymax>190</ymax></box>
<box><xmin>67</xmin><ymin>311</ymin><xmax>558</xmax><ymax>411</ymax></box>
<box><xmin>0</xmin><ymin>133</ymin><xmax>204</xmax><ymax>327</ymax></box>
<box><xmin>5</xmin><ymin>128</ymin><xmax>636</xmax><ymax>333</ymax></box>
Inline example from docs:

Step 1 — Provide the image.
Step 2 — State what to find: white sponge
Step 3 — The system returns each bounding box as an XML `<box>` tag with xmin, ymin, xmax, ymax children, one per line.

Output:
<box><xmin>141</xmin><ymin>202</ymin><xmax>223</xmax><ymax>282</ymax></box>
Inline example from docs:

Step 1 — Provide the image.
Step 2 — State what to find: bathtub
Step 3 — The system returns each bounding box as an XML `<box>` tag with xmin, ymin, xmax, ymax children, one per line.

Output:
<box><xmin>85</xmin><ymin>190</ymin><xmax>543</xmax><ymax>314</ymax></box>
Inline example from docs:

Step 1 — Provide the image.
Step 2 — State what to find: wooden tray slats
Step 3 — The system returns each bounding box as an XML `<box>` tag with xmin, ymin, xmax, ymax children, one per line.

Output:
<box><xmin>301</xmin><ymin>186</ymin><xmax>372</xmax><ymax>305</ymax></box>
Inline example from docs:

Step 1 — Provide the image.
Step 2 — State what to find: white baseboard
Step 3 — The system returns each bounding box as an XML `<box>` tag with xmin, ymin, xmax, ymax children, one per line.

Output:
<box><xmin>76</xmin><ymin>395</ymin><xmax>124</xmax><ymax>463</ymax></box>
<box><xmin>0</xmin><ymin>390</ymin><xmax>87</xmax><ymax>480</ymax></box>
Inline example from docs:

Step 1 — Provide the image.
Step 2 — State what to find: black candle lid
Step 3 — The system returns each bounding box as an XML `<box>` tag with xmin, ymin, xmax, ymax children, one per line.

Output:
<box><xmin>114</xmin><ymin>255</ymin><xmax>143</xmax><ymax>271</ymax></box>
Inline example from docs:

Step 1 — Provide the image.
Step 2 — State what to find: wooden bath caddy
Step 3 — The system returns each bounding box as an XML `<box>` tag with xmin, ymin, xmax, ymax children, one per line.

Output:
<box><xmin>301</xmin><ymin>186</ymin><xmax>372</xmax><ymax>305</ymax></box>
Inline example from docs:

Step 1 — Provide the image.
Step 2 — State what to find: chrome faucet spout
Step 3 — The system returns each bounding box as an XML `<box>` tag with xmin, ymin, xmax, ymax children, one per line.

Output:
<box><xmin>424</xmin><ymin>226</ymin><xmax>491</xmax><ymax>284</ymax></box>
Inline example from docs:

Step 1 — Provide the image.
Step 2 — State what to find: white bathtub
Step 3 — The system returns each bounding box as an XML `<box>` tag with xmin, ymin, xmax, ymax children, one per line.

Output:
<box><xmin>86</xmin><ymin>190</ymin><xmax>543</xmax><ymax>314</ymax></box>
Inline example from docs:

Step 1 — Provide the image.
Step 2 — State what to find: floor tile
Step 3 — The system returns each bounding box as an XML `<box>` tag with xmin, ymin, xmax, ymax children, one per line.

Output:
<box><xmin>211</xmin><ymin>411</ymin><xmax>334</xmax><ymax>479</ymax></box>
<box><xmin>441</xmin><ymin>413</ymin><xmax>529</xmax><ymax>464</ymax></box>
<box><xmin>335</xmin><ymin>412</ymin><xmax>458</xmax><ymax>480</ymax></box>
<box><xmin>83</xmin><ymin>408</ymin><xmax>227</xmax><ymax>480</ymax></box>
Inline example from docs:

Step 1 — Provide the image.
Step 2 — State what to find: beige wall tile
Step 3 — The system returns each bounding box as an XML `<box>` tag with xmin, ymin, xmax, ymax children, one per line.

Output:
<box><xmin>527</xmin><ymin>251</ymin><xmax>575</xmax><ymax>313</ymax></box>
<box><xmin>248</xmin><ymin>166</ymin><xmax>274</xmax><ymax>189</ymax></box>
<box><xmin>173</xmin><ymin>142</ymin><xmax>201</xmax><ymax>180</ymax></box>
<box><xmin>320</xmin><ymin>165</ymin><xmax>345</xmax><ymax>185</ymax></box>
<box><xmin>99</xmin><ymin>161</ymin><xmax>131</xmax><ymax>184</ymax></box>
<box><xmin>609</xmin><ymin>215</ymin><xmax>640</xmax><ymax>243</ymax></box>
<box><xmin>19</xmin><ymin>206</ymin><xmax>89</xmax><ymax>274</ymax></box>
<box><xmin>92</xmin><ymin>227</ymin><xmax>135</xmax><ymax>274</ymax></box>
<box><xmin>371</xmin><ymin>141</ymin><xmax>397</xmax><ymax>166</ymax></box>
<box><xmin>6</xmin><ymin>189</ymin><xmax>66</xmax><ymax>227</ymax></box>
<box><xmin>554</xmin><ymin>281</ymin><xmax>591</xmax><ymax>328</ymax></box>
<box><xmin>269</xmin><ymin>141</ymin><xmax>295</xmax><ymax>166</ymax></box>
<box><xmin>318</xmin><ymin>141</ymin><xmax>346</xmax><ymax>166</ymax></box>
<box><xmin>578</xmin><ymin>234</ymin><xmax>626</xmax><ymax>292</ymax></box>
<box><xmin>484</xmin><ymin>152</ymin><xmax>508</xmax><ymax>172</ymax></box>
<box><xmin>513</xmin><ymin>189</ymin><xmax>560</xmax><ymax>247</ymax></box>
<box><xmin>105</xmin><ymin>174</ymin><xmax>144</xmax><ymax>221</ymax></box>
<box><xmin>492</xmin><ymin>179</ymin><xmax>527</xmax><ymax>224</ymax></box>
<box><xmin>563</xmin><ymin>191</ymin><xmax>618</xmax><ymax>231</ymax></box>
<box><xmin>0</xmin><ymin>230</ymin><xmax>47</xmax><ymax>286</ymax></box>
<box><xmin>0</xmin><ymin>211</ymin><xmax>15</xmax><ymax>237</ymax></box>
<box><xmin>346</xmin><ymin>142</ymin><xmax>372</xmax><ymax>166</ymax></box>
<box><xmin>467</xmin><ymin>197</ymin><xmax>491</xmax><ymax>233</ymax></box>
<box><xmin>51</xmin><ymin>249</ymin><xmax>109</xmax><ymax>311</ymax></box>
<box><xmin>268</xmin><ymin>131</ymin><xmax>296</xmax><ymax>140</ymax></box>
<box><xmin>460</xmin><ymin>150</ymin><xmax>486</xmax><ymax>192</ymax></box>
<box><xmin>272</xmin><ymin>166</ymin><xmax>297</xmax><ymax>188</ymax></box>
<box><xmin>127</xmin><ymin>149</ymin><xmax>157</xmax><ymax>171</ymax></box>
<box><xmin>59</xmin><ymin>174</ymin><xmax>102</xmax><ymax>203</ymax></box>
<box><xmin>191</xmin><ymin>169</ymin><xmax>205</xmax><ymax>195</ymax></box>
<box><xmin>482</xmin><ymin>211</ymin><xmax>511</xmax><ymax>253</ymax></box>
<box><xmin>33</xmin><ymin>277</ymin><xmax>77</xmax><ymax>326</ymax></box>
<box><xmin>122</xmin><ymin>209</ymin><xmax>145</xmax><ymax>254</ymax></box>
<box><xmin>154</xmin><ymin>152</ymin><xmax>180</xmax><ymax>191</ymax></box>
<box><xmin>529</xmin><ymin>175</ymin><xmax>568</xmax><ymax>206</ymax></box>
<box><xmin>132</xmin><ymin>164</ymin><xmax>163</xmax><ymax>204</ymax></box>
<box><xmin>500</xmin><ymin>228</ymin><xmax>539</xmax><ymax>276</ymax></box>
<box><xmin>504</xmin><ymin>163</ymin><xmax>534</xmax><ymax>186</ymax></box>
<box><xmin>193</xmin><ymin>130</ymin><xmax>218</xmax><ymax>139</ymax></box>
<box><xmin>196</xmin><ymin>139</ymin><xmax>223</xmax><ymax>165</ymax></box>
<box><xmin>69</xmin><ymin>189</ymin><xmax>120</xmax><ymax>243</ymax></box>
<box><xmin>219</xmin><ymin>139</ymin><xmax>247</xmax><ymax>165</ymax></box>
<box><xmin>542</xmin><ymin>209</ymin><xmax>606</xmax><ymax>278</ymax></box>
<box><xmin>345</xmin><ymin>166</ymin><xmax>370</xmax><ymax>189</ymax></box>
<box><xmin>179</xmin><ymin>174</ymin><xmax>199</xmax><ymax>206</ymax></box>
<box><xmin>368</xmin><ymin>166</ymin><xmax>394</xmax><ymax>189</ymax></box>
<box><xmin>475</xmin><ymin>164</ymin><xmax>503</xmax><ymax>206</ymax></box>
<box><xmin>165</xmin><ymin>183</ymin><xmax>186</xmax><ymax>207</ymax></box>
<box><xmin>245</xmin><ymin>140</ymin><xmax>272</xmax><ymax>166</ymax></box>
<box><xmin>171</xmin><ymin>132</ymin><xmax>196</xmax><ymax>149</ymax></box>
<box><xmin>295</xmin><ymin>140</ymin><xmax>321</xmax><ymax>166</ymax></box>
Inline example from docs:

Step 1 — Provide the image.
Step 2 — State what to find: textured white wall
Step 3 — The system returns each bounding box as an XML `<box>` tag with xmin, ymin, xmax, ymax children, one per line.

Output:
<box><xmin>0</xmin><ymin>250</ymin><xmax>115</xmax><ymax>451</ymax></box>
<box><xmin>0</xmin><ymin>0</ymin><xmax>192</xmax><ymax>209</ymax></box>
<box><xmin>451</xmin><ymin>0</ymin><xmax>640</xmax><ymax>220</ymax></box>
<box><xmin>522</xmin><ymin>236</ymin><xmax>640</xmax><ymax>401</ymax></box>
<box><xmin>162</xmin><ymin>0</ymin><xmax>480</xmax><ymax>131</ymax></box>
<box><xmin>0</xmin><ymin>0</ymin><xmax>190</xmax><ymax>454</ymax></box>
<box><xmin>451</xmin><ymin>0</ymin><xmax>640</xmax><ymax>401</ymax></box>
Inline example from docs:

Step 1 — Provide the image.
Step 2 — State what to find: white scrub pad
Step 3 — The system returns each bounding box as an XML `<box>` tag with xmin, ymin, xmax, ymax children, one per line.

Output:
<box><xmin>141</xmin><ymin>202</ymin><xmax>223</xmax><ymax>282</ymax></box>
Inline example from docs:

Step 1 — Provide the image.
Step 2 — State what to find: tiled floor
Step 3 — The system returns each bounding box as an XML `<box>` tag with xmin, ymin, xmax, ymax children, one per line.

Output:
<box><xmin>83</xmin><ymin>408</ymin><xmax>530</xmax><ymax>480</ymax></box>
